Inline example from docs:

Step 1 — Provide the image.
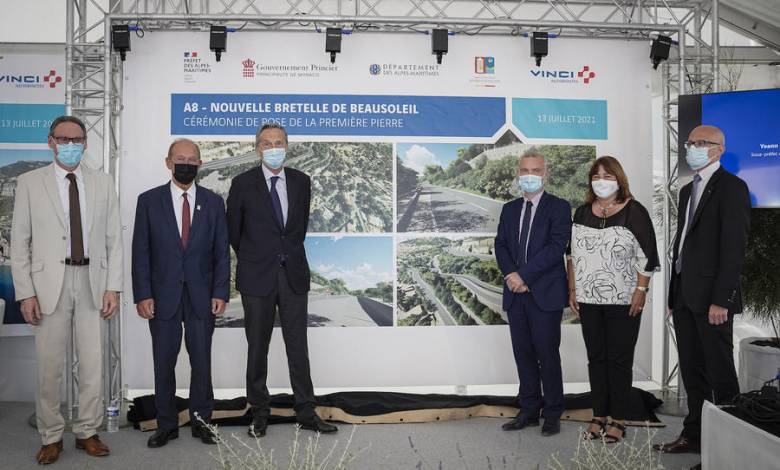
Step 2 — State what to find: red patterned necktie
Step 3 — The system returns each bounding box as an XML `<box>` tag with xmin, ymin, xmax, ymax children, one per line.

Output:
<box><xmin>181</xmin><ymin>192</ymin><xmax>191</xmax><ymax>248</ymax></box>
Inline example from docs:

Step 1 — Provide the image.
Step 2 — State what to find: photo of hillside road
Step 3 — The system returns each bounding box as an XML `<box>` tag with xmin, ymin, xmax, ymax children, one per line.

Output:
<box><xmin>216</xmin><ymin>236</ymin><xmax>394</xmax><ymax>328</ymax></box>
<box><xmin>396</xmin><ymin>236</ymin><xmax>579</xmax><ymax>326</ymax></box>
<box><xmin>396</xmin><ymin>132</ymin><xmax>597</xmax><ymax>233</ymax></box>
<box><xmin>197</xmin><ymin>140</ymin><xmax>392</xmax><ymax>233</ymax></box>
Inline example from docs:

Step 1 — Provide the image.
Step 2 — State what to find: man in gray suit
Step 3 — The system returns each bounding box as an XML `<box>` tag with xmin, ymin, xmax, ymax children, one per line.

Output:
<box><xmin>11</xmin><ymin>115</ymin><xmax>123</xmax><ymax>464</ymax></box>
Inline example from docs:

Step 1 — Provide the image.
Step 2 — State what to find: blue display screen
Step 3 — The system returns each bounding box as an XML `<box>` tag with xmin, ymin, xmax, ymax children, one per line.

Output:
<box><xmin>700</xmin><ymin>88</ymin><xmax>780</xmax><ymax>207</ymax></box>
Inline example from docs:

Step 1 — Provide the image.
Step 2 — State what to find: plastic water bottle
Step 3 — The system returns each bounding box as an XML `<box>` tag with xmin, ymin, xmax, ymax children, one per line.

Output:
<box><xmin>106</xmin><ymin>403</ymin><xmax>120</xmax><ymax>433</ymax></box>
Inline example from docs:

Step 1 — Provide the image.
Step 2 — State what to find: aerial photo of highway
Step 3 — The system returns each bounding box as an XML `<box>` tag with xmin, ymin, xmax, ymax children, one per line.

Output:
<box><xmin>396</xmin><ymin>235</ymin><xmax>579</xmax><ymax>326</ymax></box>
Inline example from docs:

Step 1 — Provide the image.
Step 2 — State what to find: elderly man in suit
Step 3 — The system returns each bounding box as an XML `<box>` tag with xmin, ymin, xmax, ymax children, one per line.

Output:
<box><xmin>654</xmin><ymin>125</ymin><xmax>751</xmax><ymax>454</ymax></box>
<box><xmin>11</xmin><ymin>115</ymin><xmax>122</xmax><ymax>464</ymax></box>
<box><xmin>495</xmin><ymin>150</ymin><xmax>572</xmax><ymax>437</ymax></box>
<box><xmin>227</xmin><ymin>123</ymin><xmax>336</xmax><ymax>438</ymax></box>
<box><xmin>132</xmin><ymin>138</ymin><xmax>230</xmax><ymax>448</ymax></box>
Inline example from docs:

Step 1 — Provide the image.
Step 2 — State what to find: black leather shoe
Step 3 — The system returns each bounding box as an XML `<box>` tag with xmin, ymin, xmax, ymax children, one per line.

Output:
<box><xmin>652</xmin><ymin>435</ymin><xmax>700</xmax><ymax>454</ymax></box>
<box><xmin>298</xmin><ymin>416</ymin><xmax>338</xmax><ymax>434</ymax></box>
<box><xmin>191</xmin><ymin>422</ymin><xmax>217</xmax><ymax>445</ymax></box>
<box><xmin>147</xmin><ymin>428</ymin><xmax>178</xmax><ymax>448</ymax></box>
<box><xmin>501</xmin><ymin>413</ymin><xmax>540</xmax><ymax>431</ymax></box>
<box><xmin>248</xmin><ymin>417</ymin><xmax>268</xmax><ymax>438</ymax></box>
<box><xmin>541</xmin><ymin>418</ymin><xmax>561</xmax><ymax>436</ymax></box>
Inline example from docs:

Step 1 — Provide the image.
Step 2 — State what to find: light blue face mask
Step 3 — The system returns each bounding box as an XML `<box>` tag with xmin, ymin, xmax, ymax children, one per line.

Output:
<box><xmin>685</xmin><ymin>145</ymin><xmax>711</xmax><ymax>171</ymax></box>
<box><xmin>56</xmin><ymin>143</ymin><xmax>84</xmax><ymax>168</ymax></box>
<box><xmin>262</xmin><ymin>147</ymin><xmax>286</xmax><ymax>169</ymax></box>
<box><xmin>517</xmin><ymin>174</ymin><xmax>543</xmax><ymax>194</ymax></box>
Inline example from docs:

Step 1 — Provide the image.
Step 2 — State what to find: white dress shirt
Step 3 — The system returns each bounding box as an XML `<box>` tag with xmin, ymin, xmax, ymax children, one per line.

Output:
<box><xmin>53</xmin><ymin>164</ymin><xmax>88</xmax><ymax>258</ymax></box>
<box><xmin>261</xmin><ymin>165</ymin><xmax>288</xmax><ymax>226</ymax></box>
<box><xmin>677</xmin><ymin>161</ymin><xmax>720</xmax><ymax>257</ymax></box>
<box><xmin>170</xmin><ymin>181</ymin><xmax>196</xmax><ymax>236</ymax></box>
<box><xmin>519</xmin><ymin>190</ymin><xmax>544</xmax><ymax>257</ymax></box>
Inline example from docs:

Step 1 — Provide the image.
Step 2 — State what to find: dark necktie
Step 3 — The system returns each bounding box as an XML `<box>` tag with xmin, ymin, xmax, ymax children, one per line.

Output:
<box><xmin>675</xmin><ymin>173</ymin><xmax>702</xmax><ymax>274</ymax></box>
<box><xmin>270</xmin><ymin>176</ymin><xmax>284</xmax><ymax>228</ymax></box>
<box><xmin>65</xmin><ymin>173</ymin><xmax>85</xmax><ymax>262</ymax></box>
<box><xmin>518</xmin><ymin>200</ymin><xmax>533</xmax><ymax>265</ymax></box>
<box><xmin>181</xmin><ymin>192</ymin><xmax>191</xmax><ymax>248</ymax></box>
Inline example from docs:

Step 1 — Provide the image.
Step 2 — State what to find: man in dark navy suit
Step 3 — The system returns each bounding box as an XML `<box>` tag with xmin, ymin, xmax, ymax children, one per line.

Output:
<box><xmin>132</xmin><ymin>138</ymin><xmax>230</xmax><ymax>448</ymax></box>
<box><xmin>227</xmin><ymin>124</ymin><xmax>336</xmax><ymax>437</ymax></box>
<box><xmin>495</xmin><ymin>150</ymin><xmax>572</xmax><ymax>436</ymax></box>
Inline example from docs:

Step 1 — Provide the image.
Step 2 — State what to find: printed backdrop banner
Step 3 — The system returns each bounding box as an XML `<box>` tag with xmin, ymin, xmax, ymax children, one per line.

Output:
<box><xmin>121</xmin><ymin>31</ymin><xmax>654</xmax><ymax>389</ymax></box>
<box><xmin>0</xmin><ymin>49</ymin><xmax>65</xmax><ymax>332</ymax></box>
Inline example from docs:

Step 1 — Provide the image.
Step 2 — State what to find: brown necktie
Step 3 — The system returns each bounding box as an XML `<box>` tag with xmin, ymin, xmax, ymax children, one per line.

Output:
<box><xmin>181</xmin><ymin>192</ymin><xmax>191</xmax><ymax>248</ymax></box>
<box><xmin>65</xmin><ymin>173</ymin><xmax>85</xmax><ymax>262</ymax></box>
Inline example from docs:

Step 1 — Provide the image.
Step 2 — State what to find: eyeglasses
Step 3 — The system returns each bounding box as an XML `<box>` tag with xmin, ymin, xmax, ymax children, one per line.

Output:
<box><xmin>52</xmin><ymin>135</ymin><xmax>86</xmax><ymax>145</ymax></box>
<box><xmin>258</xmin><ymin>140</ymin><xmax>286</xmax><ymax>150</ymax></box>
<box><xmin>684</xmin><ymin>140</ymin><xmax>720</xmax><ymax>150</ymax></box>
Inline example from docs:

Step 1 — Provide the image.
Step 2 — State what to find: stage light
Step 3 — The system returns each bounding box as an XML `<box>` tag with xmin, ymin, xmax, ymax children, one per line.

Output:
<box><xmin>431</xmin><ymin>29</ymin><xmax>448</xmax><ymax>65</ymax></box>
<box><xmin>111</xmin><ymin>25</ymin><xmax>131</xmax><ymax>61</ymax></box>
<box><xmin>530</xmin><ymin>32</ymin><xmax>548</xmax><ymax>67</ymax></box>
<box><xmin>326</xmin><ymin>28</ymin><xmax>342</xmax><ymax>64</ymax></box>
<box><xmin>650</xmin><ymin>35</ymin><xmax>672</xmax><ymax>69</ymax></box>
<box><xmin>210</xmin><ymin>25</ymin><xmax>227</xmax><ymax>62</ymax></box>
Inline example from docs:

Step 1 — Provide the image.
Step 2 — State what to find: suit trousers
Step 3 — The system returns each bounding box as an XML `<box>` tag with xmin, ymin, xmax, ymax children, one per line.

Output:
<box><xmin>507</xmin><ymin>293</ymin><xmax>564</xmax><ymax>420</ymax></box>
<box><xmin>579</xmin><ymin>303</ymin><xmax>641</xmax><ymax>420</ymax></box>
<box><xmin>672</xmin><ymin>277</ymin><xmax>740</xmax><ymax>441</ymax></box>
<box><xmin>34</xmin><ymin>266</ymin><xmax>103</xmax><ymax>445</ymax></box>
<box><xmin>243</xmin><ymin>268</ymin><xmax>316</xmax><ymax>421</ymax></box>
<box><xmin>149</xmin><ymin>289</ymin><xmax>215</xmax><ymax>431</ymax></box>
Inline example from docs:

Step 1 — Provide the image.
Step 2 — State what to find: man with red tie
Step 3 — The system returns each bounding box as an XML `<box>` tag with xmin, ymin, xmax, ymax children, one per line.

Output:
<box><xmin>131</xmin><ymin>138</ymin><xmax>230</xmax><ymax>448</ymax></box>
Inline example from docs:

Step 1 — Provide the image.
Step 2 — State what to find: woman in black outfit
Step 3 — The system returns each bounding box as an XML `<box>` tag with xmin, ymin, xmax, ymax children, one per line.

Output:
<box><xmin>567</xmin><ymin>156</ymin><xmax>660</xmax><ymax>443</ymax></box>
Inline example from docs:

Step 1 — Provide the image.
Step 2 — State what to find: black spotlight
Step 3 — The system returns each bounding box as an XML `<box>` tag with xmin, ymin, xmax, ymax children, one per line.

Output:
<box><xmin>431</xmin><ymin>29</ymin><xmax>448</xmax><ymax>65</ymax></box>
<box><xmin>325</xmin><ymin>28</ymin><xmax>342</xmax><ymax>64</ymax></box>
<box><xmin>650</xmin><ymin>35</ymin><xmax>672</xmax><ymax>69</ymax></box>
<box><xmin>530</xmin><ymin>32</ymin><xmax>548</xmax><ymax>67</ymax></box>
<box><xmin>210</xmin><ymin>25</ymin><xmax>227</xmax><ymax>62</ymax></box>
<box><xmin>111</xmin><ymin>24</ymin><xmax>131</xmax><ymax>61</ymax></box>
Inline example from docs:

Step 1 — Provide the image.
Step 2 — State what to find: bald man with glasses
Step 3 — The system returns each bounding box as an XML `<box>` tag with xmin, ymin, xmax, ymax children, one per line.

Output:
<box><xmin>654</xmin><ymin>125</ymin><xmax>751</xmax><ymax>454</ymax></box>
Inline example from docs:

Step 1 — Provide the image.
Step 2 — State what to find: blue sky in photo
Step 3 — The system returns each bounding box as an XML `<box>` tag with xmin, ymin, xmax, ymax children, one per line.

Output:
<box><xmin>396</xmin><ymin>142</ymin><xmax>470</xmax><ymax>174</ymax></box>
<box><xmin>305</xmin><ymin>236</ymin><xmax>394</xmax><ymax>289</ymax></box>
<box><xmin>0</xmin><ymin>148</ymin><xmax>52</xmax><ymax>167</ymax></box>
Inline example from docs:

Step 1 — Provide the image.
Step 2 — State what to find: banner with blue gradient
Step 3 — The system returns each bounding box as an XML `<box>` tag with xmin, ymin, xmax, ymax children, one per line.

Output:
<box><xmin>171</xmin><ymin>93</ymin><xmax>506</xmax><ymax>137</ymax></box>
<box><xmin>511</xmin><ymin>98</ymin><xmax>607</xmax><ymax>140</ymax></box>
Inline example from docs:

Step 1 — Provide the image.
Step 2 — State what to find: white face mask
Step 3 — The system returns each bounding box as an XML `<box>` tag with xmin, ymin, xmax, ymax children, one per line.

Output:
<box><xmin>592</xmin><ymin>179</ymin><xmax>619</xmax><ymax>199</ymax></box>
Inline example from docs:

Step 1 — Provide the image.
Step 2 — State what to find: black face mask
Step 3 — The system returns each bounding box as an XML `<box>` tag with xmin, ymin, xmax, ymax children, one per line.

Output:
<box><xmin>173</xmin><ymin>163</ymin><xmax>198</xmax><ymax>185</ymax></box>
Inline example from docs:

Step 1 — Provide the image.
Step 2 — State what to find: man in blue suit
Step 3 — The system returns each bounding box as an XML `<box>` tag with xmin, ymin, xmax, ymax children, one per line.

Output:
<box><xmin>132</xmin><ymin>138</ymin><xmax>230</xmax><ymax>448</ymax></box>
<box><xmin>495</xmin><ymin>150</ymin><xmax>572</xmax><ymax>436</ymax></box>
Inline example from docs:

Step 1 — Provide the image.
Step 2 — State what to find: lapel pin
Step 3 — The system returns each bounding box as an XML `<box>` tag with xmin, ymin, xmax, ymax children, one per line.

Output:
<box><xmin>197</xmin><ymin>205</ymin><xmax>201</xmax><ymax>211</ymax></box>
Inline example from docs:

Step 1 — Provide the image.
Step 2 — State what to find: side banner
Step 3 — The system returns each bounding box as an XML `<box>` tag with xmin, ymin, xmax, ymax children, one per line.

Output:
<box><xmin>0</xmin><ymin>49</ymin><xmax>65</xmax><ymax>332</ymax></box>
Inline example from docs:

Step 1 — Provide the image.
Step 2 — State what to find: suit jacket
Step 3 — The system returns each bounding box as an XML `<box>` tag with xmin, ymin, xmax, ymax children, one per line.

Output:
<box><xmin>669</xmin><ymin>166</ymin><xmax>750</xmax><ymax>314</ymax></box>
<box><xmin>495</xmin><ymin>192</ymin><xmax>572</xmax><ymax>312</ymax></box>
<box><xmin>11</xmin><ymin>163</ymin><xmax>123</xmax><ymax>314</ymax></box>
<box><xmin>226</xmin><ymin>166</ymin><xmax>311</xmax><ymax>297</ymax></box>
<box><xmin>131</xmin><ymin>183</ymin><xmax>230</xmax><ymax>320</ymax></box>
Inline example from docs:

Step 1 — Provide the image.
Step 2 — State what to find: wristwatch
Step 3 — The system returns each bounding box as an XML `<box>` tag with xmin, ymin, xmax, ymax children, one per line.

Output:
<box><xmin>636</xmin><ymin>286</ymin><xmax>649</xmax><ymax>293</ymax></box>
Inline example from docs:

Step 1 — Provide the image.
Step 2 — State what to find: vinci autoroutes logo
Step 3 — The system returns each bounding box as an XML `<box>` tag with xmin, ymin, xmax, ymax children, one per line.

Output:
<box><xmin>530</xmin><ymin>65</ymin><xmax>596</xmax><ymax>84</ymax></box>
<box><xmin>0</xmin><ymin>69</ymin><xmax>62</xmax><ymax>89</ymax></box>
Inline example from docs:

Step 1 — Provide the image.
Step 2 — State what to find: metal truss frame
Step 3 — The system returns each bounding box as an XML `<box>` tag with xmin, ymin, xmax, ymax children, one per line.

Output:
<box><xmin>65</xmin><ymin>0</ymin><xmax>743</xmax><ymax>424</ymax></box>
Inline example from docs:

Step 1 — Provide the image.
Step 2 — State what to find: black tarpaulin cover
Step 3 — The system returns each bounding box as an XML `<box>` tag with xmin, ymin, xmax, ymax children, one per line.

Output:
<box><xmin>127</xmin><ymin>389</ymin><xmax>663</xmax><ymax>430</ymax></box>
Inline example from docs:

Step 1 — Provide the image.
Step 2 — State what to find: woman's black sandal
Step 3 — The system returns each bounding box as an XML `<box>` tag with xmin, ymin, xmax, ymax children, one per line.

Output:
<box><xmin>583</xmin><ymin>418</ymin><xmax>607</xmax><ymax>440</ymax></box>
<box><xmin>603</xmin><ymin>421</ymin><xmax>627</xmax><ymax>444</ymax></box>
